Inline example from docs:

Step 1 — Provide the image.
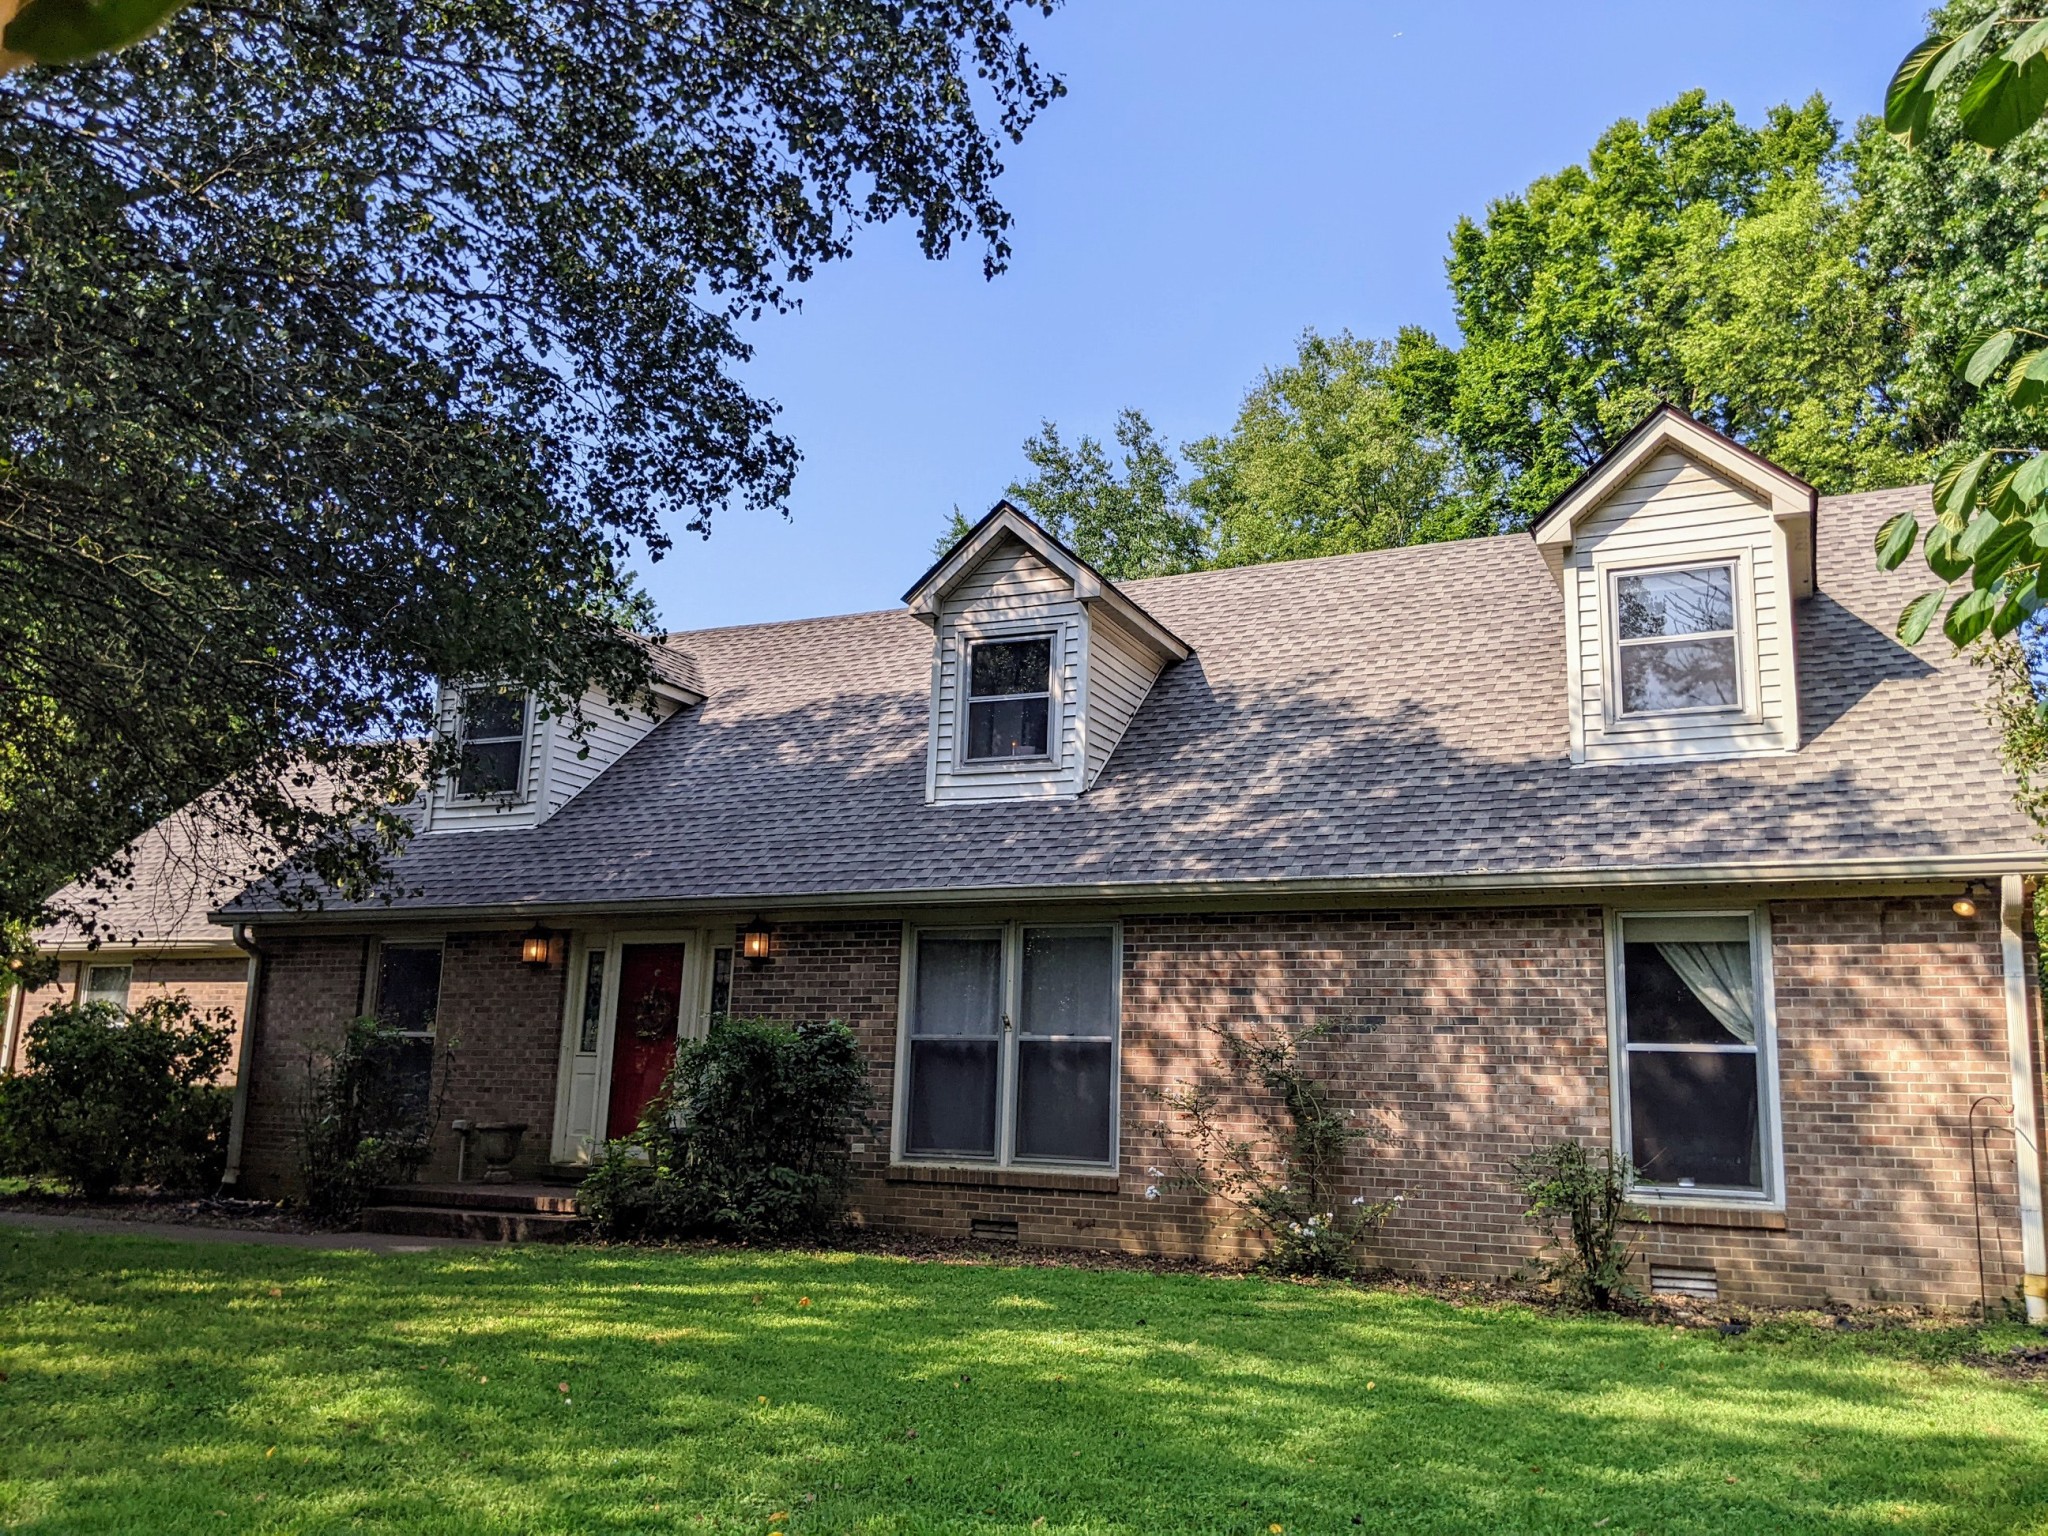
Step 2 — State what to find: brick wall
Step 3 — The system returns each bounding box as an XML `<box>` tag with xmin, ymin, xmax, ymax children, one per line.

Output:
<box><xmin>6</xmin><ymin>953</ymin><xmax>250</xmax><ymax>1076</ymax></box>
<box><xmin>224</xmin><ymin>897</ymin><xmax>2037</xmax><ymax>1306</ymax></box>
<box><xmin>233</xmin><ymin>930</ymin><xmax>568</xmax><ymax>1195</ymax></box>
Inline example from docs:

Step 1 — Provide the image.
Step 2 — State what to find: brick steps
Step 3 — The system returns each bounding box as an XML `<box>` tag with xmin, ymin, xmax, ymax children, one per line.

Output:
<box><xmin>359</xmin><ymin>1181</ymin><xmax>587</xmax><ymax>1242</ymax></box>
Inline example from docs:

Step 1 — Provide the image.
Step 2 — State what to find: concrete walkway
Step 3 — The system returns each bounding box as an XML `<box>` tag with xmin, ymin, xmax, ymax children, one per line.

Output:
<box><xmin>0</xmin><ymin>1208</ymin><xmax>484</xmax><ymax>1253</ymax></box>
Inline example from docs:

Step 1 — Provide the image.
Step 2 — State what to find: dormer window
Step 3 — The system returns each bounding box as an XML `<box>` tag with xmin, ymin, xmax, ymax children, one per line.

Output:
<box><xmin>455</xmin><ymin>686</ymin><xmax>529</xmax><ymax>798</ymax></box>
<box><xmin>1613</xmin><ymin>563</ymin><xmax>1739</xmax><ymax>716</ymax></box>
<box><xmin>965</xmin><ymin>638</ymin><xmax>1052</xmax><ymax>762</ymax></box>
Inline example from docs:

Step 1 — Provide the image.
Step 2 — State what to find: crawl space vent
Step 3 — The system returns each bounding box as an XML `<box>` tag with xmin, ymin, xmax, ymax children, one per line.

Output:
<box><xmin>970</xmin><ymin>1217</ymin><xmax>1020</xmax><ymax>1244</ymax></box>
<box><xmin>1650</xmin><ymin>1265</ymin><xmax>1719</xmax><ymax>1301</ymax></box>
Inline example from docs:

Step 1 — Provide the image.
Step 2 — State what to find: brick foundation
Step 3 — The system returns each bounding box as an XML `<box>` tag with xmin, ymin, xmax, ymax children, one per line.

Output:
<box><xmin>229</xmin><ymin>896</ymin><xmax>2038</xmax><ymax>1307</ymax></box>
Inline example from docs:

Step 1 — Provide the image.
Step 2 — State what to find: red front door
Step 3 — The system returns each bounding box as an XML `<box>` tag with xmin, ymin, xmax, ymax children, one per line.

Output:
<box><xmin>606</xmin><ymin>943</ymin><xmax>687</xmax><ymax>1140</ymax></box>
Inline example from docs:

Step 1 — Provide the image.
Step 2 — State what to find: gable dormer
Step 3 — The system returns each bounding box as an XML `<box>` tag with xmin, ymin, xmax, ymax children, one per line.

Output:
<box><xmin>421</xmin><ymin>639</ymin><xmax>704</xmax><ymax>832</ymax></box>
<box><xmin>1531</xmin><ymin>408</ymin><xmax>1816</xmax><ymax>766</ymax></box>
<box><xmin>906</xmin><ymin>503</ymin><xmax>1190</xmax><ymax>804</ymax></box>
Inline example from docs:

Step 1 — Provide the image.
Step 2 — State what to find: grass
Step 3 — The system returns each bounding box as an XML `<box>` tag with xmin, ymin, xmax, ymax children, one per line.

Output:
<box><xmin>1</xmin><ymin>1230</ymin><xmax>2045</xmax><ymax>1534</ymax></box>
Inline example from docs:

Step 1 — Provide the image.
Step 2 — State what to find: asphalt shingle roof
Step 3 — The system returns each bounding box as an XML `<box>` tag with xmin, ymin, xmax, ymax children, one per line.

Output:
<box><xmin>228</xmin><ymin>484</ymin><xmax>2043</xmax><ymax>918</ymax></box>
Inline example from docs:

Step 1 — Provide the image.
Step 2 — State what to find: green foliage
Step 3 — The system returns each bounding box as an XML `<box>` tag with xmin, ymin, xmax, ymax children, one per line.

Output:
<box><xmin>1002</xmin><ymin>410</ymin><xmax>1210</xmax><ymax>579</ymax></box>
<box><xmin>1887</xmin><ymin>7</ymin><xmax>2048</xmax><ymax>150</ymax></box>
<box><xmin>1188</xmin><ymin>329</ymin><xmax>1495</xmax><ymax>565</ymax></box>
<box><xmin>0</xmin><ymin>994</ymin><xmax>231</xmax><ymax>1199</ymax></box>
<box><xmin>579</xmin><ymin>1017</ymin><xmax>872</xmax><ymax>1243</ymax></box>
<box><xmin>1154</xmin><ymin>1019</ymin><xmax>1396</xmax><ymax>1277</ymax></box>
<box><xmin>2</xmin><ymin>0</ymin><xmax>188</xmax><ymax>65</ymax></box>
<box><xmin>293</xmin><ymin>1018</ymin><xmax>452</xmax><ymax>1224</ymax></box>
<box><xmin>1513</xmin><ymin>1140</ymin><xmax>1640</xmax><ymax>1311</ymax></box>
<box><xmin>1445</xmin><ymin>90</ymin><xmax>1921</xmax><ymax>524</ymax></box>
<box><xmin>1</xmin><ymin>0</ymin><xmax>1062</xmax><ymax>934</ymax></box>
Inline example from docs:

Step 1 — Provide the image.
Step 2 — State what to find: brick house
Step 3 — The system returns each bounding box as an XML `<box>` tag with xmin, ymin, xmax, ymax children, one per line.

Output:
<box><xmin>206</xmin><ymin>408</ymin><xmax>2044</xmax><ymax>1311</ymax></box>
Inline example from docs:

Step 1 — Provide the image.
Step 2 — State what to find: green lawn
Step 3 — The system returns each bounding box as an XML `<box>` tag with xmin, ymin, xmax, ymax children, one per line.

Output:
<box><xmin>2</xmin><ymin>1230</ymin><xmax>2045</xmax><ymax>1534</ymax></box>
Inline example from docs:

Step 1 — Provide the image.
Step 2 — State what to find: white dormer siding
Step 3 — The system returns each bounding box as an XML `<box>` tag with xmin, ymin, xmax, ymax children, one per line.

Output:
<box><xmin>1083</xmin><ymin>609</ymin><xmax>1168</xmax><ymax>788</ymax></box>
<box><xmin>1533</xmin><ymin>409</ymin><xmax>1815</xmax><ymax>768</ymax></box>
<box><xmin>908</xmin><ymin>503</ymin><xmax>1191</xmax><ymax>805</ymax></box>
<box><xmin>421</xmin><ymin>675</ymin><xmax>695</xmax><ymax>833</ymax></box>
<box><xmin>930</xmin><ymin>540</ymin><xmax>1087</xmax><ymax>802</ymax></box>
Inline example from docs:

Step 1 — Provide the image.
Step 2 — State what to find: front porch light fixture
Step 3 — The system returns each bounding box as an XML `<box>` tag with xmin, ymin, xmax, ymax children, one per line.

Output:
<box><xmin>1953</xmin><ymin>881</ymin><xmax>1993</xmax><ymax>920</ymax></box>
<box><xmin>741</xmin><ymin>916</ymin><xmax>773</xmax><ymax>968</ymax></box>
<box><xmin>520</xmin><ymin>922</ymin><xmax>553</xmax><ymax>967</ymax></box>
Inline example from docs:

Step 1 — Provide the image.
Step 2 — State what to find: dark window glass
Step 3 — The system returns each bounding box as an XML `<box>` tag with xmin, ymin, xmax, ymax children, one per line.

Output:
<box><xmin>376</xmin><ymin>945</ymin><xmax>442</xmax><ymax>1035</ymax></box>
<box><xmin>1627</xmin><ymin>1050</ymin><xmax>1761</xmax><ymax>1189</ymax></box>
<box><xmin>577</xmin><ymin>949</ymin><xmax>605</xmax><ymax>1053</ymax></box>
<box><xmin>708</xmin><ymin>946</ymin><xmax>733</xmax><ymax>1021</ymax></box>
<box><xmin>1015</xmin><ymin>1041</ymin><xmax>1114</xmax><ymax>1162</ymax></box>
<box><xmin>456</xmin><ymin>687</ymin><xmax>526</xmax><ymax>796</ymax></box>
<box><xmin>967</xmin><ymin>696</ymin><xmax>1050</xmax><ymax>759</ymax></box>
<box><xmin>965</xmin><ymin>639</ymin><xmax>1052</xmax><ymax>761</ymax></box>
<box><xmin>970</xmin><ymin>640</ymin><xmax>1050</xmax><ymax>696</ymax></box>
<box><xmin>1621</xmin><ymin>944</ymin><xmax>1749</xmax><ymax>1046</ymax></box>
<box><xmin>905</xmin><ymin>935</ymin><xmax>1002</xmax><ymax>1157</ymax></box>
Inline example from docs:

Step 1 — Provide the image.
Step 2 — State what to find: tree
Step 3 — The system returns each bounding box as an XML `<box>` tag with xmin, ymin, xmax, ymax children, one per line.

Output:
<box><xmin>1187</xmin><ymin>329</ymin><xmax>1491</xmax><ymax>565</ymax></box>
<box><xmin>1444</xmin><ymin>91</ymin><xmax>1917</xmax><ymax>524</ymax></box>
<box><xmin>999</xmin><ymin>409</ymin><xmax>1208</xmax><ymax>578</ymax></box>
<box><xmin>1</xmin><ymin>0</ymin><xmax>189</xmax><ymax>71</ymax></box>
<box><xmin>1</xmin><ymin>0</ymin><xmax>1063</xmax><ymax>938</ymax></box>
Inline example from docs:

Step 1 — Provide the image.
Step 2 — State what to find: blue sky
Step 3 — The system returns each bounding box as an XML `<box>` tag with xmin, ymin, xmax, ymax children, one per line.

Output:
<box><xmin>642</xmin><ymin>1</ymin><xmax>1929</xmax><ymax>634</ymax></box>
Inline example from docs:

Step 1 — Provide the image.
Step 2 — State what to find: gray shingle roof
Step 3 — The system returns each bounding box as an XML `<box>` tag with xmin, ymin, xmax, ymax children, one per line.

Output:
<box><xmin>227</xmin><ymin>484</ymin><xmax>2043</xmax><ymax>919</ymax></box>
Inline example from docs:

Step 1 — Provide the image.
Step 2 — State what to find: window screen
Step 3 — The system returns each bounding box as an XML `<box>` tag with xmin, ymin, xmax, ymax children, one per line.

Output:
<box><xmin>1614</xmin><ymin>565</ymin><xmax>1738</xmax><ymax>715</ymax></box>
<box><xmin>965</xmin><ymin>639</ymin><xmax>1051</xmax><ymax>761</ymax></box>
<box><xmin>1015</xmin><ymin>929</ymin><xmax>1116</xmax><ymax>1164</ymax></box>
<box><xmin>904</xmin><ymin>934</ymin><xmax>1002</xmax><ymax>1157</ymax></box>
<box><xmin>456</xmin><ymin>687</ymin><xmax>527</xmax><ymax>797</ymax></box>
<box><xmin>1619</xmin><ymin>915</ymin><xmax>1765</xmax><ymax>1193</ymax></box>
<box><xmin>374</xmin><ymin>943</ymin><xmax>443</xmax><ymax>1112</ymax></box>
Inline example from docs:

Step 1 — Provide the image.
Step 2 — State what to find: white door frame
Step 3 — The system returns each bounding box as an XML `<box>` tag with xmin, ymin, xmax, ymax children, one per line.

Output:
<box><xmin>549</xmin><ymin>924</ymin><xmax>736</xmax><ymax>1165</ymax></box>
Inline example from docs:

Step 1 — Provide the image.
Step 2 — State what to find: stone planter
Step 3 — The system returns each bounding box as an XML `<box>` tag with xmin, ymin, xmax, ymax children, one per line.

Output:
<box><xmin>474</xmin><ymin>1121</ymin><xmax>528</xmax><ymax>1184</ymax></box>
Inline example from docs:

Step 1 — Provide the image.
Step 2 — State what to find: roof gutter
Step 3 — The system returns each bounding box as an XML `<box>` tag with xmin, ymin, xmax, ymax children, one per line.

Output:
<box><xmin>219</xmin><ymin>922</ymin><xmax>267</xmax><ymax>1191</ymax></box>
<box><xmin>210</xmin><ymin>851</ymin><xmax>2048</xmax><ymax>929</ymax></box>
<box><xmin>2001</xmin><ymin>875</ymin><xmax>2047</xmax><ymax>1325</ymax></box>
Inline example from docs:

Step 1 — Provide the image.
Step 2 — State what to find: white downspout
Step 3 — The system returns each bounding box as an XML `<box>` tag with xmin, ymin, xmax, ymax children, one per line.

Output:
<box><xmin>220</xmin><ymin>923</ymin><xmax>266</xmax><ymax>1191</ymax></box>
<box><xmin>2000</xmin><ymin>874</ymin><xmax>2047</xmax><ymax>1325</ymax></box>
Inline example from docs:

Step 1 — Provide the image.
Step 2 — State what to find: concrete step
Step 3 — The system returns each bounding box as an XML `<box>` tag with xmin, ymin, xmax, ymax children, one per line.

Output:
<box><xmin>358</xmin><ymin>1203</ymin><xmax>588</xmax><ymax>1243</ymax></box>
<box><xmin>369</xmin><ymin>1182</ymin><xmax>580</xmax><ymax>1215</ymax></box>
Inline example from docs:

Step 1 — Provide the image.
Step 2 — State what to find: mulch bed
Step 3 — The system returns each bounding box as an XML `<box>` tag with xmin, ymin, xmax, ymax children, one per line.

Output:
<box><xmin>1966</xmin><ymin>1345</ymin><xmax>2048</xmax><ymax>1382</ymax></box>
<box><xmin>0</xmin><ymin>1187</ymin><xmax>314</xmax><ymax>1234</ymax></box>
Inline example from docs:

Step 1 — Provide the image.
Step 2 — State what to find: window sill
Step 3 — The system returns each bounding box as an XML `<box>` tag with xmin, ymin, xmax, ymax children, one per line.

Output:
<box><xmin>885</xmin><ymin>1163</ymin><xmax>1120</xmax><ymax>1196</ymax></box>
<box><xmin>1624</xmin><ymin>1203</ymin><xmax>1787</xmax><ymax>1232</ymax></box>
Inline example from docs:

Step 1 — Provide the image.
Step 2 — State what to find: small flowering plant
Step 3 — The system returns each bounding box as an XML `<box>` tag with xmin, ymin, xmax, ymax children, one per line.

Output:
<box><xmin>1151</xmin><ymin>1018</ymin><xmax>1399</xmax><ymax>1278</ymax></box>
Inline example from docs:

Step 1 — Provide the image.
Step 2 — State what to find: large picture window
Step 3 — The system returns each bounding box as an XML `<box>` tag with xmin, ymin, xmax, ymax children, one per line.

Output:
<box><xmin>964</xmin><ymin>638</ymin><xmax>1051</xmax><ymax>761</ymax></box>
<box><xmin>1612</xmin><ymin>563</ymin><xmax>1740</xmax><ymax>716</ymax></box>
<box><xmin>901</xmin><ymin>923</ymin><xmax>1118</xmax><ymax>1167</ymax></box>
<box><xmin>1613</xmin><ymin>912</ymin><xmax>1776</xmax><ymax>1200</ymax></box>
<box><xmin>454</xmin><ymin>686</ymin><xmax>528</xmax><ymax>798</ymax></box>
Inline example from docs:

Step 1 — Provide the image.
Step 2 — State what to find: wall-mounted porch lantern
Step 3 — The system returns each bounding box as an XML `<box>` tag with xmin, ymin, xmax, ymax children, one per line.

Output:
<box><xmin>520</xmin><ymin>922</ymin><xmax>554</xmax><ymax>967</ymax></box>
<box><xmin>741</xmin><ymin>916</ymin><xmax>773</xmax><ymax>968</ymax></box>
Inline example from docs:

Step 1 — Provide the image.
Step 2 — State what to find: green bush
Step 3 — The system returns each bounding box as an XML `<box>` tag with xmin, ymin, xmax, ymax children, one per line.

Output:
<box><xmin>294</xmin><ymin>1017</ymin><xmax>452</xmax><ymax>1223</ymax></box>
<box><xmin>580</xmin><ymin>1016</ymin><xmax>871</xmax><ymax>1243</ymax></box>
<box><xmin>0</xmin><ymin>995</ymin><xmax>234</xmax><ymax>1199</ymax></box>
<box><xmin>1514</xmin><ymin>1139</ymin><xmax>1640</xmax><ymax>1310</ymax></box>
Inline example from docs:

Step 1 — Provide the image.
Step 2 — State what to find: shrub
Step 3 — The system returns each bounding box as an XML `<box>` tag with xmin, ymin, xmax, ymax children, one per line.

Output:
<box><xmin>1513</xmin><ymin>1139</ymin><xmax>1640</xmax><ymax>1310</ymax></box>
<box><xmin>294</xmin><ymin>1017</ymin><xmax>453</xmax><ymax>1223</ymax></box>
<box><xmin>1155</xmin><ymin>1020</ymin><xmax>1397</xmax><ymax>1277</ymax></box>
<box><xmin>0</xmin><ymin>995</ymin><xmax>234</xmax><ymax>1199</ymax></box>
<box><xmin>580</xmin><ymin>1016</ymin><xmax>871</xmax><ymax>1243</ymax></box>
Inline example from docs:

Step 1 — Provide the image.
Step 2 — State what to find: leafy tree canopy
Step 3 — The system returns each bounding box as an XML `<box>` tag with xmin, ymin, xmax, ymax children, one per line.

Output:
<box><xmin>1445</xmin><ymin>90</ymin><xmax>1920</xmax><ymax>523</ymax></box>
<box><xmin>1188</xmin><ymin>329</ymin><xmax>1491</xmax><ymax>566</ymax></box>
<box><xmin>2</xmin><ymin>0</ymin><xmax>1061</xmax><ymax>937</ymax></box>
<box><xmin>993</xmin><ymin>409</ymin><xmax>1208</xmax><ymax>579</ymax></box>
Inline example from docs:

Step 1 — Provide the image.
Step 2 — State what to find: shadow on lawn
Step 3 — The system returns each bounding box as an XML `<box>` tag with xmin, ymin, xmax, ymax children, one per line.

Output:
<box><xmin>2</xmin><ymin>1237</ymin><xmax>2045</xmax><ymax>1535</ymax></box>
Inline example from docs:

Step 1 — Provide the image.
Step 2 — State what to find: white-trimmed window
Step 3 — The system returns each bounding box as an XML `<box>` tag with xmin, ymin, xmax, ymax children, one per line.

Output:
<box><xmin>1611</xmin><ymin>911</ymin><xmax>1779</xmax><ymax>1202</ymax></box>
<box><xmin>83</xmin><ymin>964</ymin><xmax>131</xmax><ymax>1010</ymax></box>
<box><xmin>454</xmin><ymin>686</ymin><xmax>529</xmax><ymax>798</ymax></box>
<box><xmin>899</xmin><ymin>923</ymin><xmax>1119</xmax><ymax>1167</ymax></box>
<box><xmin>371</xmin><ymin>941</ymin><xmax>444</xmax><ymax>1108</ymax></box>
<box><xmin>1611</xmin><ymin>562</ymin><xmax>1740</xmax><ymax>716</ymax></box>
<box><xmin>963</xmin><ymin>637</ymin><xmax>1052</xmax><ymax>761</ymax></box>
